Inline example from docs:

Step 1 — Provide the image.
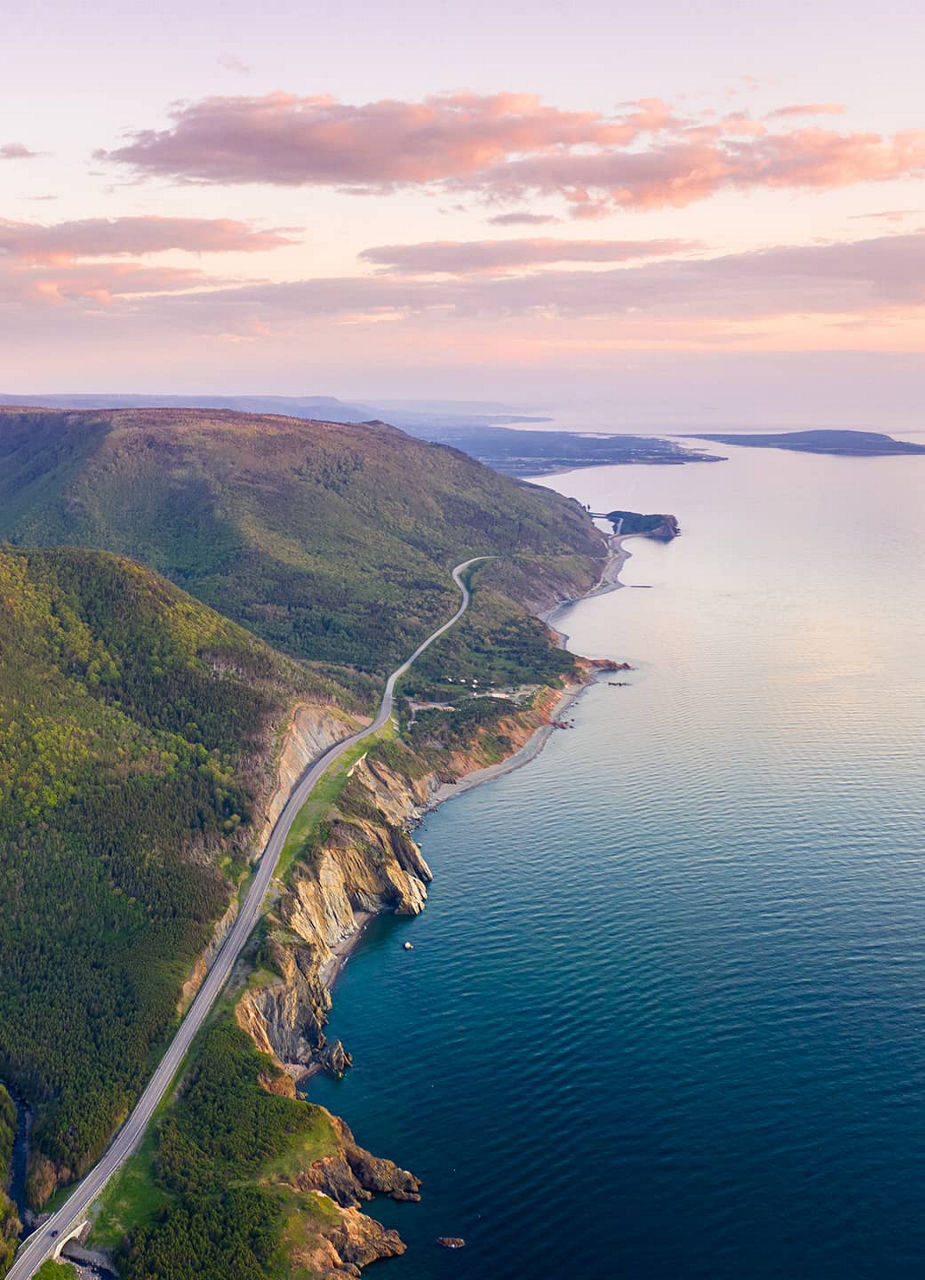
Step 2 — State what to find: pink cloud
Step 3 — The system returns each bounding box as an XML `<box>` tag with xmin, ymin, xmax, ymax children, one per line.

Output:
<box><xmin>850</xmin><ymin>208</ymin><xmax>922</xmax><ymax>222</ymax></box>
<box><xmin>1</xmin><ymin>142</ymin><xmax>40</xmax><ymax>160</ymax></box>
<box><xmin>77</xmin><ymin>230</ymin><xmax>925</xmax><ymax>332</ymax></box>
<box><xmin>97</xmin><ymin>91</ymin><xmax>925</xmax><ymax>217</ymax></box>
<box><xmin>360</xmin><ymin>238</ymin><xmax>699</xmax><ymax>275</ymax></box>
<box><xmin>768</xmin><ymin>103</ymin><xmax>845</xmax><ymax>118</ymax></box>
<box><xmin>475</xmin><ymin>129</ymin><xmax>925</xmax><ymax>212</ymax></box>
<box><xmin>487</xmin><ymin>212</ymin><xmax>559</xmax><ymax>226</ymax></box>
<box><xmin>4</xmin><ymin>233</ymin><xmax>925</xmax><ymax>361</ymax></box>
<box><xmin>0</xmin><ymin>216</ymin><xmax>295</xmax><ymax>264</ymax></box>
<box><xmin>98</xmin><ymin>91</ymin><xmax>637</xmax><ymax>187</ymax></box>
<box><xmin>0</xmin><ymin>260</ymin><xmax>214</xmax><ymax>307</ymax></box>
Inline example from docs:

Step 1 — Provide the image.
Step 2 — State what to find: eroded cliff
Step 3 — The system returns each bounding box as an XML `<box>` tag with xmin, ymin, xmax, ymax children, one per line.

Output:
<box><xmin>235</xmin><ymin>677</ymin><xmax>593</xmax><ymax>1080</ymax></box>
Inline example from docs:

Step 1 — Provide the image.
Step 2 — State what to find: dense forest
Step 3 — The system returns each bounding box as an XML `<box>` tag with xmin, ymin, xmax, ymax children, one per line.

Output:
<box><xmin>0</xmin><ymin>1086</ymin><xmax>20</xmax><ymax>1274</ymax></box>
<box><xmin>117</xmin><ymin>1022</ymin><xmax>337</xmax><ymax>1280</ymax></box>
<box><xmin>0</xmin><ymin>545</ymin><xmax>356</xmax><ymax>1204</ymax></box>
<box><xmin>0</xmin><ymin>408</ymin><xmax>605</xmax><ymax>672</ymax></box>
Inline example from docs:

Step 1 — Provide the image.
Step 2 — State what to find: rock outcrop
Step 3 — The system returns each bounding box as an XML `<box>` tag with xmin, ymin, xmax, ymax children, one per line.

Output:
<box><xmin>294</xmin><ymin>1202</ymin><xmax>408</xmax><ymax>1278</ymax></box>
<box><xmin>258</xmin><ymin>704</ymin><xmax>365</xmax><ymax>845</ymax></box>
<box><xmin>296</xmin><ymin>1115</ymin><xmax>421</xmax><ymax>1208</ymax></box>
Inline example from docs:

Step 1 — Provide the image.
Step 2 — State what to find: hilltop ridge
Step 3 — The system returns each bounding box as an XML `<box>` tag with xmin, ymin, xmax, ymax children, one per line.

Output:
<box><xmin>0</xmin><ymin>406</ymin><xmax>605</xmax><ymax>672</ymax></box>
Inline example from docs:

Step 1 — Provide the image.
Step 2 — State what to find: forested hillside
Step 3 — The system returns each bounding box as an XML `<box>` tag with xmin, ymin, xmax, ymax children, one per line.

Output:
<box><xmin>0</xmin><ymin>546</ymin><xmax>355</xmax><ymax>1205</ymax></box>
<box><xmin>0</xmin><ymin>1086</ymin><xmax>20</xmax><ymax>1274</ymax></box>
<box><xmin>0</xmin><ymin>408</ymin><xmax>605</xmax><ymax>671</ymax></box>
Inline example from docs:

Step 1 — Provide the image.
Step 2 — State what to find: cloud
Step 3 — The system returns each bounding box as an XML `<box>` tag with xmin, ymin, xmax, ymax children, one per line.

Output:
<box><xmin>0</xmin><ymin>216</ymin><xmax>296</xmax><ymax>263</ymax></box>
<box><xmin>98</xmin><ymin>91</ymin><xmax>637</xmax><ymax>187</ymax></box>
<box><xmin>0</xmin><ymin>259</ymin><xmax>215</xmax><ymax>307</ymax></box>
<box><xmin>850</xmin><ymin>208</ymin><xmax>922</xmax><ymax>222</ymax></box>
<box><xmin>94</xmin><ymin>230</ymin><xmax>925</xmax><ymax>336</ymax></box>
<box><xmin>1</xmin><ymin>142</ymin><xmax>40</xmax><ymax>160</ymax></box>
<box><xmin>98</xmin><ymin>91</ymin><xmax>925</xmax><ymax>216</ymax></box>
<box><xmin>4</xmin><ymin>226</ymin><xmax>924</xmax><ymax>352</ymax></box>
<box><xmin>218</xmin><ymin>54</ymin><xmax>252</xmax><ymax>74</ymax></box>
<box><xmin>767</xmin><ymin>103</ymin><xmax>845</xmax><ymax>118</ymax></box>
<box><xmin>473</xmin><ymin>128</ymin><xmax>925</xmax><ymax>212</ymax></box>
<box><xmin>360</xmin><ymin>237</ymin><xmax>699</xmax><ymax>274</ymax></box>
<box><xmin>487</xmin><ymin>212</ymin><xmax>559</xmax><ymax>226</ymax></box>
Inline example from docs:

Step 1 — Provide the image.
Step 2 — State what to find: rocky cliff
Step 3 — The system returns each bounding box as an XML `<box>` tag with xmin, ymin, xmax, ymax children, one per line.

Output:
<box><xmin>235</xmin><ymin>678</ymin><xmax>591</xmax><ymax>1080</ymax></box>
<box><xmin>179</xmin><ymin>702</ymin><xmax>363</xmax><ymax>1016</ymax></box>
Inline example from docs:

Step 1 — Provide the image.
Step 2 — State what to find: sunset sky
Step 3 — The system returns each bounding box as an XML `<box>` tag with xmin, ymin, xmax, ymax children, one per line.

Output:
<box><xmin>3</xmin><ymin>0</ymin><xmax>925</xmax><ymax>423</ymax></box>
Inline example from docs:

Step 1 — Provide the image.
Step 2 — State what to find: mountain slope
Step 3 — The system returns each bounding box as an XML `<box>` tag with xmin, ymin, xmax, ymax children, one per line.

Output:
<box><xmin>0</xmin><ymin>545</ymin><xmax>358</xmax><ymax>1203</ymax></box>
<box><xmin>0</xmin><ymin>408</ymin><xmax>605</xmax><ymax>671</ymax></box>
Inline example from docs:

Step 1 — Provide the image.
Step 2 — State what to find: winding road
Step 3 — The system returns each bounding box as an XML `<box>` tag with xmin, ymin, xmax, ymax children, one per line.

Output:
<box><xmin>9</xmin><ymin>557</ymin><xmax>487</xmax><ymax>1280</ymax></box>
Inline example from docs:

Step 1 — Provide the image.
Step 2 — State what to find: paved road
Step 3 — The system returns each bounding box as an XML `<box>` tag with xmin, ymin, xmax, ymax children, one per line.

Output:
<box><xmin>8</xmin><ymin>557</ymin><xmax>486</xmax><ymax>1280</ymax></box>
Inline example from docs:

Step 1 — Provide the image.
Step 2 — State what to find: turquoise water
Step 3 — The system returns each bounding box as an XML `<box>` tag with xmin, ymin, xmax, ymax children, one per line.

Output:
<box><xmin>309</xmin><ymin>446</ymin><xmax>925</xmax><ymax>1278</ymax></box>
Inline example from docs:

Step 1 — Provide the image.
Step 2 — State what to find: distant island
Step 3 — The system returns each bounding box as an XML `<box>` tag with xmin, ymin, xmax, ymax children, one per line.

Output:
<box><xmin>604</xmin><ymin>510</ymin><xmax>680</xmax><ymax>539</ymax></box>
<box><xmin>687</xmin><ymin>429</ymin><xmax>925</xmax><ymax>456</ymax></box>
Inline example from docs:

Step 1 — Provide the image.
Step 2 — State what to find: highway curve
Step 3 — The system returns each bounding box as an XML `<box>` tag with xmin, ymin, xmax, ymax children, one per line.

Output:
<box><xmin>8</xmin><ymin>557</ymin><xmax>487</xmax><ymax>1280</ymax></box>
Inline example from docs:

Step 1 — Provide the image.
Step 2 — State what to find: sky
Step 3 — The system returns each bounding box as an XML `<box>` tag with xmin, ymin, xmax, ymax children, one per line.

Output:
<box><xmin>2</xmin><ymin>0</ymin><xmax>925</xmax><ymax>424</ymax></box>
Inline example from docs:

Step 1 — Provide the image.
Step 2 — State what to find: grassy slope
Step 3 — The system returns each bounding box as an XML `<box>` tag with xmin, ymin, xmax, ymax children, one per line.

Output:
<box><xmin>0</xmin><ymin>408</ymin><xmax>605</xmax><ymax>673</ymax></box>
<box><xmin>0</xmin><ymin>545</ymin><xmax>358</xmax><ymax>1204</ymax></box>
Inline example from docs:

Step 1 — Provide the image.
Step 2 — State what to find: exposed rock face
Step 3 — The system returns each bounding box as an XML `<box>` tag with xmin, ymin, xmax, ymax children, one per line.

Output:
<box><xmin>257</xmin><ymin>704</ymin><xmax>363</xmax><ymax>845</ymax></box>
<box><xmin>237</xmin><ymin>812</ymin><xmax>433</xmax><ymax>1077</ymax></box>
<box><xmin>296</xmin><ymin>1116</ymin><xmax>421</xmax><ymax>1209</ymax></box>
<box><xmin>295</xmin><ymin>1202</ymin><xmax>407</xmax><ymax>1278</ymax></box>
<box><xmin>318</xmin><ymin>1041</ymin><xmax>352</xmax><ymax>1078</ymax></box>
<box><xmin>237</xmin><ymin>677</ymin><xmax>596</xmax><ymax>1081</ymax></box>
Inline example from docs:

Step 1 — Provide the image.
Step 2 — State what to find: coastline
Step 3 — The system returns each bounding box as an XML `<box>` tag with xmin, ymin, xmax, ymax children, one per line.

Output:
<box><xmin>418</xmin><ymin>673</ymin><xmax>598</xmax><ymax>816</ymax></box>
<box><xmin>539</xmin><ymin>532</ymin><xmax>637</xmax><ymax>648</ymax></box>
<box><xmin>298</xmin><ymin>674</ymin><xmax>602</xmax><ymax>1048</ymax></box>
<box><xmin>309</xmin><ymin>540</ymin><xmax>635</xmax><ymax>1009</ymax></box>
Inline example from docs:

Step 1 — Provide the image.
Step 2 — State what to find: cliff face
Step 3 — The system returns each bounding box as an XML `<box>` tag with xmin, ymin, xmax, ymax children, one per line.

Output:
<box><xmin>236</xmin><ymin>682</ymin><xmax>583</xmax><ymax>1079</ymax></box>
<box><xmin>258</xmin><ymin>704</ymin><xmax>365</xmax><ymax>846</ymax></box>
<box><xmin>236</xmin><ymin>810</ymin><xmax>433</xmax><ymax>1076</ymax></box>
<box><xmin>181</xmin><ymin>702</ymin><xmax>361</xmax><ymax>1017</ymax></box>
<box><xmin>287</xmin><ymin>1112</ymin><xmax>421</xmax><ymax>1277</ymax></box>
<box><xmin>293</xmin><ymin>1202</ymin><xmax>408</xmax><ymax>1279</ymax></box>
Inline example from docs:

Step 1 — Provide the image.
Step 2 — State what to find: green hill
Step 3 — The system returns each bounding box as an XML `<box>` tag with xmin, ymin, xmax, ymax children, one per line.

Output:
<box><xmin>0</xmin><ymin>408</ymin><xmax>605</xmax><ymax>672</ymax></box>
<box><xmin>0</xmin><ymin>545</ymin><xmax>353</xmax><ymax>1203</ymax></box>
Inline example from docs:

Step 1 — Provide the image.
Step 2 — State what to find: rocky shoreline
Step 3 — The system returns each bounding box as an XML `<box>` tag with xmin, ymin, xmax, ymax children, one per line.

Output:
<box><xmin>224</xmin><ymin>551</ymin><xmax>628</xmax><ymax>1275</ymax></box>
<box><xmin>236</xmin><ymin>534</ymin><xmax>633</xmax><ymax>1087</ymax></box>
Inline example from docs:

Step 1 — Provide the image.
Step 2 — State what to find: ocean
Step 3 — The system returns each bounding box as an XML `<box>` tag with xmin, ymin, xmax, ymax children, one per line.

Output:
<box><xmin>309</xmin><ymin>442</ymin><xmax>925</xmax><ymax>1278</ymax></box>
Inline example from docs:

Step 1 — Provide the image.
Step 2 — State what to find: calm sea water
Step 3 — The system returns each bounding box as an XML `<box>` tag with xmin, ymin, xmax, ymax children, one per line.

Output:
<box><xmin>309</xmin><ymin>444</ymin><xmax>925</xmax><ymax>1278</ymax></box>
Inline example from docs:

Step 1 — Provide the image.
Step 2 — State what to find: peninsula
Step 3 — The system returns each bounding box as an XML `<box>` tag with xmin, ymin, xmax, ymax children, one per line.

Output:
<box><xmin>688</xmin><ymin>429</ymin><xmax>925</xmax><ymax>456</ymax></box>
<box><xmin>604</xmin><ymin>511</ymin><xmax>680</xmax><ymax>539</ymax></box>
